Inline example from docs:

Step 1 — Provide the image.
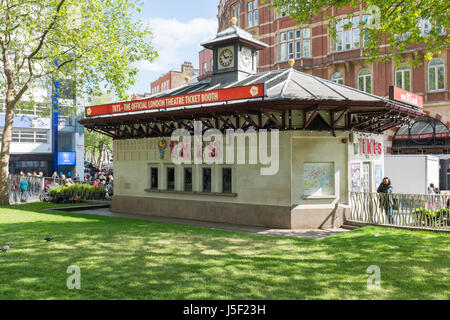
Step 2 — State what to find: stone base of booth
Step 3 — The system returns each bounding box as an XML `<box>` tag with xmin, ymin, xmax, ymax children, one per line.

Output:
<box><xmin>291</xmin><ymin>204</ymin><xmax>351</xmax><ymax>229</ymax></box>
<box><xmin>112</xmin><ymin>195</ymin><xmax>349</xmax><ymax>230</ymax></box>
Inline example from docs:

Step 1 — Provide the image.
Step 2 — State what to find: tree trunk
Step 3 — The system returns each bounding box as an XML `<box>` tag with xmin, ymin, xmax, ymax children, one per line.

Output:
<box><xmin>98</xmin><ymin>142</ymin><xmax>104</xmax><ymax>171</ymax></box>
<box><xmin>0</xmin><ymin>100</ymin><xmax>16</xmax><ymax>205</ymax></box>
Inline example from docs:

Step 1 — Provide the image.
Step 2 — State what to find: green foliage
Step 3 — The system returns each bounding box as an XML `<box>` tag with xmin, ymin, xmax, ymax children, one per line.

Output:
<box><xmin>412</xmin><ymin>207</ymin><xmax>449</xmax><ymax>226</ymax></box>
<box><xmin>0</xmin><ymin>0</ymin><xmax>158</xmax><ymax>109</ymax></box>
<box><xmin>49</xmin><ymin>184</ymin><xmax>106</xmax><ymax>200</ymax></box>
<box><xmin>269</xmin><ymin>0</ymin><xmax>450</xmax><ymax>66</ymax></box>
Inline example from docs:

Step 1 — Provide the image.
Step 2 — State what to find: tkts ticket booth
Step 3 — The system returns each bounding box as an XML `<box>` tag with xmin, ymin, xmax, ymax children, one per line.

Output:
<box><xmin>80</xmin><ymin>21</ymin><xmax>423</xmax><ymax>229</ymax></box>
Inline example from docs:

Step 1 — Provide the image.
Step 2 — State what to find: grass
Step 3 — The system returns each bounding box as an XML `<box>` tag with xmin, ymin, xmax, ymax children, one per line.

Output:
<box><xmin>0</xmin><ymin>202</ymin><xmax>449</xmax><ymax>300</ymax></box>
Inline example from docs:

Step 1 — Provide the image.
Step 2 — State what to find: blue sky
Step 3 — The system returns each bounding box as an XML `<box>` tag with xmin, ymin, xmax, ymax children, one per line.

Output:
<box><xmin>129</xmin><ymin>0</ymin><xmax>219</xmax><ymax>94</ymax></box>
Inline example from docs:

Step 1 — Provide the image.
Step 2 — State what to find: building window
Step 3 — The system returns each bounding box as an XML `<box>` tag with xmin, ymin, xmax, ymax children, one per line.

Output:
<box><xmin>247</xmin><ymin>1</ymin><xmax>258</xmax><ymax>28</ymax></box>
<box><xmin>222</xmin><ymin>168</ymin><xmax>232</xmax><ymax>193</ymax></box>
<box><xmin>232</xmin><ymin>6</ymin><xmax>240</xmax><ymax>27</ymax></box>
<box><xmin>395</xmin><ymin>63</ymin><xmax>411</xmax><ymax>91</ymax></box>
<box><xmin>184</xmin><ymin>167</ymin><xmax>192</xmax><ymax>192</ymax></box>
<box><xmin>330</xmin><ymin>72</ymin><xmax>344</xmax><ymax>84</ymax></box>
<box><xmin>331</xmin><ymin>16</ymin><xmax>361</xmax><ymax>52</ymax></box>
<box><xmin>428</xmin><ymin>58</ymin><xmax>445</xmax><ymax>92</ymax></box>
<box><xmin>358</xmin><ymin>68</ymin><xmax>372</xmax><ymax>93</ymax></box>
<box><xmin>210</xmin><ymin>59</ymin><xmax>214</xmax><ymax>72</ymax></box>
<box><xmin>203</xmin><ymin>62</ymin><xmax>207</xmax><ymax>74</ymax></box>
<box><xmin>150</xmin><ymin>167</ymin><xmax>158</xmax><ymax>189</ymax></box>
<box><xmin>202</xmin><ymin>167</ymin><xmax>212</xmax><ymax>192</ymax></box>
<box><xmin>167</xmin><ymin>167</ymin><xmax>175</xmax><ymax>190</ymax></box>
<box><xmin>1</xmin><ymin>129</ymin><xmax>49</xmax><ymax>144</ymax></box>
<box><xmin>417</xmin><ymin>19</ymin><xmax>445</xmax><ymax>36</ymax></box>
<box><xmin>280</xmin><ymin>27</ymin><xmax>311</xmax><ymax>61</ymax></box>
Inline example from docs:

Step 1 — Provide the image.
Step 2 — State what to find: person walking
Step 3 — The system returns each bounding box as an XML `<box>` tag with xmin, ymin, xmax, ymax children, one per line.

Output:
<box><xmin>19</xmin><ymin>174</ymin><xmax>29</xmax><ymax>202</ymax></box>
<box><xmin>377</xmin><ymin>177</ymin><xmax>394</xmax><ymax>224</ymax></box>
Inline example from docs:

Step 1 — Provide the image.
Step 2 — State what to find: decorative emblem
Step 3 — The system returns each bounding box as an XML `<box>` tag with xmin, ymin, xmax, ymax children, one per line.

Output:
<box><xmin>250</xmin><ymin>86</ymin><xmax>259</xmax><ymax>97</ymax></box>
<box><xmin>86</xmin><ymin>108</ymin><xmax>92</xmax><ymax>116</ymax></box>
<box><xmin>158</xmin><ymin>139</ymin><xmax>166</xmax><ymax>159</ymax></box>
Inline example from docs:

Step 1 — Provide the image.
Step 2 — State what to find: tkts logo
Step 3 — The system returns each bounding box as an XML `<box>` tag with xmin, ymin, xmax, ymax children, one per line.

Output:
<box><xmin>354</xmin><ymin>139</ymin><xmax>383</xmax><ymax>156</ymax></box>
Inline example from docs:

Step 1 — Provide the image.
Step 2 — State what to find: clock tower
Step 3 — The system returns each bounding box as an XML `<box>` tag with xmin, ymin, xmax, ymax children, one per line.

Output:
<box><xmin>201</xmin><ymin>17</ymin><xmax>268</xmax><ymax>85</ymax></box>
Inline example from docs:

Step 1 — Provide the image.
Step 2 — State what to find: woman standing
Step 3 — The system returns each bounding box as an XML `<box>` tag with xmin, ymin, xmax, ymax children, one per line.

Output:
<box><xmin>377</xmin><ymin>177</ymin><xmax>394</xmax><ymax>224</ymax></box>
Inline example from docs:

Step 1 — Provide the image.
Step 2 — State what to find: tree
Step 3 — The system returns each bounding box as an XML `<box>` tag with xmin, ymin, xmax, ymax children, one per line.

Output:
<box><xmin>0</xmin><ymin>0</ymin><xmax>157</xmax><ymax>204</ymax></box>
<box><xmin>269</xmin><ymin>0</ymin><xmax>449</xmax><ymax>65</ymax></box>
<box><xmin>85</xmin><ymin>93</ymin><xmax>113</xmax><ymax>171</ymax></box>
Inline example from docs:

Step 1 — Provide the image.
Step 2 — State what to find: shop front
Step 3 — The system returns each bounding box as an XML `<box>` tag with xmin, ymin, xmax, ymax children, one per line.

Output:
<box><xmin>79</xmin><ymin>20</ymin><xmax>422</xmax><ymax>229</ymax></box>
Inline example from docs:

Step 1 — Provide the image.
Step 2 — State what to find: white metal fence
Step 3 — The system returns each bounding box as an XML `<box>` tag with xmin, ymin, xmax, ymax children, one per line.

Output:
<box><xmin>8</xmin><ymin>175</ymin><xmax>45</xmax><ymax>204</ymax></box>
<box><xmin>349</xmin><ymin>192</ymin><xmax>450</xmax><ymax>230</ymax></box>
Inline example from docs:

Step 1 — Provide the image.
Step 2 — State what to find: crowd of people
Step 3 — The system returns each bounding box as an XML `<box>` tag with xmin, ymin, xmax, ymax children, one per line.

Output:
<box><xmin>9</xmin><ymin>167</ymin><xmax>114</xmax><ymax>202</ymax></box>
<box><xmin>82</xmin><ymin>168</ymin><xmax>114</xmax><ymax>199</ymax></box>
<box><xmin>9</xmin><ymin>171</ymin><xmax>44</xmax><ymax>202</ymax></box>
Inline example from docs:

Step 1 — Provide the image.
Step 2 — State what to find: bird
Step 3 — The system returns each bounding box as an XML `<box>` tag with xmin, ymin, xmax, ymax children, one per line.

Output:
<box><xmin>44</xmin><ymin>237</ymin><xmax>53</xmax><ymax>242</ymax></box>
<box><xmin>1</xmin><ymin>245</ymin><xmax>11</xmax><ymax>252</ymax></box>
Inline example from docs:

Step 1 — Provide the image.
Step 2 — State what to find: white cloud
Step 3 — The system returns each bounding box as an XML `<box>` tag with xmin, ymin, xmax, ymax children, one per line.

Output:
<box><xmin>139</xmin><ymin>17</ymin><xmax>218</xmax><ymax>76</ymax></box>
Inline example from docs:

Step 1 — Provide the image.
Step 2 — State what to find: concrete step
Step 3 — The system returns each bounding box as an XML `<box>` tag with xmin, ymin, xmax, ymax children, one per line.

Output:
<box><xmin>341</xmin><ymin>224</ymin><xmax>361</xmax><ymax>230</ymax></box>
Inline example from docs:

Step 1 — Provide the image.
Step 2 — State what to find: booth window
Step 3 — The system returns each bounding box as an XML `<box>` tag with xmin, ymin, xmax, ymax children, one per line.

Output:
<box><xmin>428</xmin><ymin>58</ymin><xmax>445</xmax><ymax>92</ymax></box>
<box><xmin>358</xmin><ymin>68</ymin><xmax>372</xmax><ymax>93</ymax></box>
<box><xmin>167</xmin><ymin>167</ymin><xmax>175</xmax><ymax>190</ymax></box>
<box><xmin>202</xmin><ymin>168</ymin><xmax>212</xmax><ymax>192</ymax></box>
<box><xmin>150</xmin><ymin>168</ymin><xmax>158</xmax><ymax>189</ymax></box>
<box><xmin>222</xmin><ymin>168</ymin><xmax>232</xmax><ymax>193</ymax></box>
<box><xmin>395</xmin><ymin>63</ymin><xmax>411</xmax><ymax>91</ymax></box>
<box><xmin>184</xmin><ymin>167</ymin><xmax>193</xmax><ymax>192</ymax></box>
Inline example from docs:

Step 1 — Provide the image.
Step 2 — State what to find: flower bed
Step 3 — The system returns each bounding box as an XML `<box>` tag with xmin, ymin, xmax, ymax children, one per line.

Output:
<box><xmin>49</xmin><ymin>184</ymin><xmax>107</xmax><ymax>203</ymax></box>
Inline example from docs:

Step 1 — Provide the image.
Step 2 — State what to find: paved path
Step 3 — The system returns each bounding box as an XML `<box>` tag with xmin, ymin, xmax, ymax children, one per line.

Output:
<box><xmin>72</xmin><ymin>207</ymin><xmax>349</xmax><ymax>239</ymax></box>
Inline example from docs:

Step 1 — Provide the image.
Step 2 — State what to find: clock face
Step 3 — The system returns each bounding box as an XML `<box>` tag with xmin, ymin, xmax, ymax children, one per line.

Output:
<box><xmin>218</xmin><ymin>47</ymin><xmax>234</xmax><ymax>68</ymax></box>
<box><xmin>241</xmin><ymin>47</ymin><xmax>252</xmax><ymax>68</ymax></box>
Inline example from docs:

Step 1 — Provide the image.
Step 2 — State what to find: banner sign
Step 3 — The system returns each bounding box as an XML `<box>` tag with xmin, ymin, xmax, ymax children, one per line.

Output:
<box><xmin>57</xmin><ymin>152</ymin><xmax>76</xmax><ymax>166</ymax></box>
<box><xmin>389</xmin><ymin>86</ymin><xmax>423</xmax><ymax>109</ymax></box>
<box><xmin>394</xmin><ymin>132</ymin><xmax>450</xmax><ymax>140</ymax></box>
<box><xmin>85</xmin><ymin>84</ymin><xmax>265</xmax><ymax>117</ymax></box>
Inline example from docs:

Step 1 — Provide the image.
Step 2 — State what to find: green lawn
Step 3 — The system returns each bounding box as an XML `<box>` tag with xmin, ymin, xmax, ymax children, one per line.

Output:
<box><xmin>0</xmin><ymin>202</ymin><xmax>449</xmax><ymax>300</ymax></box>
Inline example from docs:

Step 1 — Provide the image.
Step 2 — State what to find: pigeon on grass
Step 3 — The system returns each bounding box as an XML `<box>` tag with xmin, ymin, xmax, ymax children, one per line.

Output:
<box><xmin>1</xmin><ymin>242</ymin><xmax>14</xmax><ymax>252</ymax></box>
<box><xmin>44</xmin><ymin>237</ymin><xmax>54</xmax><ymax>242</ymax></box>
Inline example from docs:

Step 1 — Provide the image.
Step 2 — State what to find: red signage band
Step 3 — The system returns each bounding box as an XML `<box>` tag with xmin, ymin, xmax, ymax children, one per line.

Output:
<box><xmin>394</xmin><ymin>132</ymin><xmax>450</xmax><ymax>140</ymax></box>
<box><xmin>389</xmin><ymin>86</ymin><xmax>423</xmax><ymax>109</ymax></box>
<box><xmin>85</xmin><ymin>84</ymin><xmax>265</xmax><ymax>117</ymax></box>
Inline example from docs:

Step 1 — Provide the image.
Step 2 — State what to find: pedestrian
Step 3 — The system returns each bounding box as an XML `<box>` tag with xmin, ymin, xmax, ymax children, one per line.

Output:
<box><xmin>427</xmin><ymin>183</ymin><xmax>436</xmax><ymax>195</ymax></box>
<box><xmin>377</xmin><ymin>177</ymin><xmax>394</xmax><ymax>224</ymax></box>
<box><xmin>19</xmin><ymin>174</ymin><xmax>29</xmax><ymax>202</ymax></box>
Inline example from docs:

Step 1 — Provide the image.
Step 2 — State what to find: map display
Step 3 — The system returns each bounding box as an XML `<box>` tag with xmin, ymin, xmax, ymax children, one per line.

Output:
<box><xmin>304</xmin><ymin>163</ymin><xmax>335</xmax><ymax>197</ymax></box>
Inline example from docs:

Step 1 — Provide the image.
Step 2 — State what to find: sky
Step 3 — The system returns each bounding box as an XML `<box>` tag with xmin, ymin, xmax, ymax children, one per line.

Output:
<box><xmin>129</xmin><ymin>0</ymin><xmax>219</xmax><ymax>95</ymax></box>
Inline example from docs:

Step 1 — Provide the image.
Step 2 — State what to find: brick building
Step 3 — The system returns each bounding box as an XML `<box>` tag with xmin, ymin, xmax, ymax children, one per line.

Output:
<box><xmin>216</xmin><ymin>0</ymin><xmax>450</xmax><ymax>154</ymax></box>
<box><xmin>198</xmin><ymin>49</ymin><xmax>214</xmax><ymax>81</ymax></box>
<box><xmin>150</xmin><ymin>62</ymin><xmax>199</xmax><ymax>95</ymax></box>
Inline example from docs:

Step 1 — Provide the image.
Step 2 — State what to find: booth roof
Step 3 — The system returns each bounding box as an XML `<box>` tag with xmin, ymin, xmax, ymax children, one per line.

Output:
<box><xmin>79</xmin><ymin>68</ymin><xmax>424</xmax><ymax>135</ymax></box>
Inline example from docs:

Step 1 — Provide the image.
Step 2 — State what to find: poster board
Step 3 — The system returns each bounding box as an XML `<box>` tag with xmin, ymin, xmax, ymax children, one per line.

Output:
<box><xmin>303</xmin><ymin>162</ymin><xmax>335</xmax><ymax>197</ymax></box>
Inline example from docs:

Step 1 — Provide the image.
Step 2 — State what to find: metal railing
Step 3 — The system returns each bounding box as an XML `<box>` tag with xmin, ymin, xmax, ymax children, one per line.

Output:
<box><xmin>349</xmin><ymin>192</ymin><xmax>450</xmax><ymax>230</ymax></box>
<box><xmin>8</xmin><ymin>175</ymin><xmax>45</xmax><ymax>204</ymax></box>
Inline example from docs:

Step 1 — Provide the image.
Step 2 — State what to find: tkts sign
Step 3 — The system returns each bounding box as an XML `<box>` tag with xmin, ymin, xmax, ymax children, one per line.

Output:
<box><xmin>354</xmin><ymin>137</ymin><xmax>383</xmax><ymax>156</ymax></box>
<box><xmin>85</xmin><ymin>84</ymin><xmax>265</xmax><ymax>117</ymax></box>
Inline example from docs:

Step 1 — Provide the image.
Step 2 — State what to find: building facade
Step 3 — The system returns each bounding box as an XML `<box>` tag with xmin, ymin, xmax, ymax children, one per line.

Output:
<box><xmin>198</xmin><ymin>49</ymin><xmax>214</xmax><ymax>82</ymax></box>
<box><xmin>150</xmin><ymin>62</ymin><xmax>199</xmax><ymax>95</ymax></box>
<box><xmin>0</xmin><ymin>80</ymin><xmax>84</xmax><ymax>177</ymax></box>
<box><xmin>216</xmin><ymin>0</ymin><xmax>450</xmax><ymax>154</ymax></box>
